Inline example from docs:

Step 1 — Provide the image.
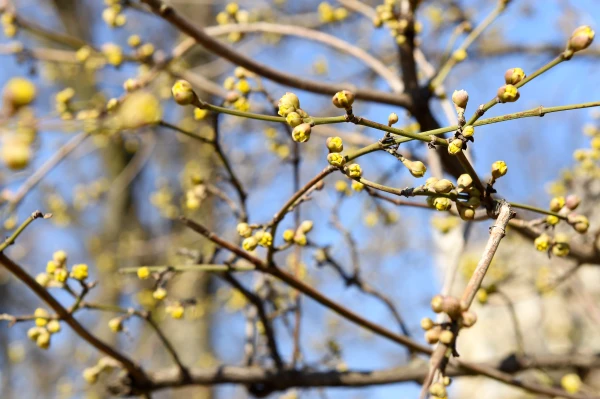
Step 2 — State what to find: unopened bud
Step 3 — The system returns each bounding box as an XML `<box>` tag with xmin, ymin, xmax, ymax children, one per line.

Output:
<box><xmin>457</xmin><ymin>174</ymin><xmax>473</xmax><ymax>192</ymax></box>
<box><xmin>401</xmin><ymin>158</ymin><xmax>427</xmax><ymax>178</ymax></box>
<box><xmin>565</xmin><ymin>194</ymin><xmax>581</xmax><ymax>210</ymax></box>
<box><xmin>568</xmin><ymin>214</ymin><xmax>589</xmax><ymax>234</ymax></box>
<box><xmin>568</xmin><ymin>26</ymin><xmax>594</xmax><ymax>53</ymax></box>
<box><xmin>326</xmin><ymin>136</ymin><xmax>344</xmax><ymax>153</ymax></box>
<box><xmin>448</xmin><ymin>139</ymin><xmax>463</xmax><ymax>155</ymax></box>
<box><xmin>292</xmin><ymin>123</ymin><xmax>312</xmax><ymax>143</ymax></box>
<box><xmin>497</xmin><ymin>84</ymin><xmax>520</xmax><ymax>103</ymax></box>
<box><xmin>171</xmin><ymin>80</ymin><xmax>197</xmax><ymax>105</ymax></box>
<box><xmin>458</xmin><ymin>204</ymin><xmax>475</xmax><ymax>220</ymax></box>
<box><xmin>504</xmin><ymin>67</ymin><xmax>525</xmax><ymax>85</ymax></box>
<box><xmin>420</xmin><ymin>317</ymin><xmax>434</xmax><ymax>331</ymax></box>
<box><xmin>432</xmin><ymin>179</ymin><xmax>455</xmax><ymax>194</ymax></box>
<box><xmin>425</xmin><ymin>326</ymin><xmax>441</xmax><ymax>344</ymax></box>
<box><xmin>332</xmin><ymin>90</ymin><xmax>355</xmax><ymax>110</ymax></box>
<box><xmin>549</xmin><ymin>196</ymin><xmax>565</xmax><ymax>212</ymax></box>
<box><xmin>451</xmin><ymin>89</ymin><xmax>469</xmax><ymax>110</ymax></box>
<box><xmin>439</xmin><ymin>330</ymin><xmax>454</xmax><ymax>344</ymax></box>
<box><xmin>433</xmin><ymin>197</ymin><xmax>452</xmax><ymax>211</ymax></box>
<box><xmin>491</xmin><ymin>160</ymin><xmax>507</xmax><ymax>179</ymax></box>
<box><xmin>327</xmin><ymin>152</ymin><xmax>345</xmax><ymax>167</ymax></box>
<box><xmin>286</xmin><ymin>112</ymin><xmax>303</xmax><ymax>127</ymax></box>
<box><xmin>461</xmin><ymin>311</ymin><xmax>477</xmax><ymax>328</ymax></box>
<box><xmin>462</xmin><ymin>125</ymin><xmax>474</xmax><ymax>138</ymax></box>
<box><xmin>388</xmin><ymin>112</ymin><xmax>399</xmax><ymax>125</ymax></box>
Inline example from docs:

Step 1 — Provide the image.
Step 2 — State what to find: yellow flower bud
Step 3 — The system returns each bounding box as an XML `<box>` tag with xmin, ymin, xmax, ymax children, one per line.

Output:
<box><xmin>293</xmin><ymin>233</ymin><xmax>307</xmax><ymax>246</ymax></box>
<box><xmin>171</xmin><ymin>80</ymin><xmax>197</xmax><ymax>106</ymax></box>
<box><xmin>457</xmin><ymin>174</ymin><xmax>473</xmax><ymax>193</ymax></box>
<box><xmin>225</xmin><ymin>2</ymin><xmax>239</xmax><ymax>15</ymax></box>
<box><xmin>504</xmin><ymin>67</ymin><xmax>526</xmax><ymax>85</ymax></box>
<box><xmin>432</xmin><ymin>179</ymin><xmax>454</xmax><ymax>194</ymax></box>
<box><xmin>27</xmin><ymin>326</ymin><xmax>43</xmax><ymax>341</ymax></box>
<box><xmin>258</xmin><ymin>231</ymin><xmax>272</xmax><ymax>247</ymax></box>
<box><xmin>285</xmin><ymin>111</ymin><xmax>302</xmax><ymax>128</ymax></box>
<box><xmin>346</xmin><ymin>163</ymin><xmax>362</xmax><ymax>178</ymax></box>
<box><xmin>452</xmin><ymin>48</ymin><xmax>467</xmax><ymax>62</ymax></box>
<box><xmin>292</xmin><ymin>123</ymin><xmax>311</xmax><ymax>143</ymax></box>
<box><xmin>331</xmin><ymin>90</ymin><xmax>355</xmax><ymax>110</ymax></box>
<box><xmin>153</xmin><ymin>287</ymin><xmax>167</xmax><ymax>300</ymax></box>
<box><xmin>430</xmin><ymin>295</ymin><xmax>444</xmax><ymax>313</ymax></box>
<box><xmin>282</xmin><ymin>229</ymin><xmax>295</xmax><ymax>243</ymax></box>
<box><xmin>549</xmin><ymin>196</ymin><xmax>565</xmax><ymax>212</ymax></box>
<box><xmin>448</xmin><ymin>138</ymin><xmax>463</xmax><ymax>155</ymax></box>
<box><xmin>35</xmin><ymin>273</ymin><xmax>51</xmax><ymax>287</ymax></box>
<box><xmin>54</xmin><ymin>268</ymin><xmax>68</xmax><ymax>283</ymax></box>
<box><xmin>242</xmin><ymin>236</ymin><xmax>258</xmax><ymax>251</ymax></box>
<box><xmin>3</xmin><ymin>77</ymin><xmax>36</xmax><ymax>109</ymax></box>
<box><xmin>194</xmin><ymin>108</ymin><xmax>208</xmax><ymax>120</ymax></box>
<box><xmin>236</xmin><ymin>223</ymin><xmax>252</xmax><ymax>238</ymax></box>
<box><xmin>401</xmin><ymin>158</ymin><xmax>427</xmax><ymax>177</ymax></box>
<box><xmin>351</xmin><ymin>181</ymin><xmax>364</xmax><ymax>192</ymax></box>
<box><xmin>127</xmin><ymin>34</ymin><xmax>141</xmax><ymax>47</ymax></box>
<box><xmin>34</xmin><ymin>308</ymin><xmax>49</xmax><ymax>327</ymax></box>
<box><xmin>277</xmin><ymin>92</ymin><xmax>299</xmax><ymax>116</ymax></box>
<box><xmin>568</xmin><ymin>214</ymin><xmax>589</xmax><ymax>234</ymax></box>
<box><xmin>82</xmin><ymin>367</ymin><xmax>99</xmax><ymax>384</ymax></box>
<box><xmin>388</xmin><ymin>112</ymin><xmax>399</xmax><ymax>125</ymax></box>
<box><xmin>534</xmin><ymin>234</ymin><xmax>551</xmax><ymax>251</ymax></box>
<box><xmin>334</xmin><ymin>180</ymin><xmax>348</xmax><ymax>192</ymax></box>
<box><xmin>497</xmin><ymin>84</ymin><xmax>520</xmax><ymax>103</ymax></box>
<box><xmin>568</xmin><ymin>26</ymin><xmax>594</xmax><ymax>53</ymax></box>
<box><xmin>101</xmin><ymin>43</ymin><xmax>123</xmax><ymax>66</ymax></box>
<box><xmin>491</xmin><ymin>160</ymin><xmax>507</xmax><ymax>179</ymax></box>
<box><xmin>451</xmin><ymin>89</ymin><xmax>469</xmax><ymax>109</ymax></box>
<box><xmin>476</xmin><ymin>287</ymin><xmax>488</xmax><ymax>304</ymax></box>
<box><xmin>430</xmin><ymin>382</ymin><xmax>447</xmax><ymax>398</ymax></box>
<box><xmin>552</xmin><ymin>233</ymin><xmax>570</xmax><ymax>257</ymax></box>
<box><xmin>425</xmin><ymin>326</ymin><xmax>441</xmax><ymax>344</ymax></box>
<box><xmin>546</xmin><ymin>215</ymin><xmax>559</xmax><ymax>226</ymax></box>
<box><xmin>327</xmin><ymin>152</ymin><xmax>345</xmax><ymax>167</ymax></box>
<box><xmin>461</xmin><ymin>311</ymin><xmax>477</xmax><ymax>328</ymax></box>
<box><xmin>420</xmin><ymin>317</ymin><xmax>434</xmax><ymax>331</ymax></box>
<box><xmin>235</xmin><ymin>78</ymin><xmax>251</xmax><ymax>94</ymax></box>
<box><xmin>137</xmin><ymin>266</ymin><xmax>150</xmax><ymax>280</ymax></box>
<box><xmin>36</xmin><ymin>330</ymin><xmax>50</xmax><ymax>349</ymax></box>
<box><xmin>299</xmin><ymin>220</ymin><xmax>313</xmax><ymax>233</ymax></box>
<box><xmin>53</xmin><ymin>250</ymin><xmax>67</xmax><ymax>265</ymax></box>
<box><xmin>439</xmin><ymin>330</ymin><xmax>454</xmax><ymax>344</ymax></box>
<box><xmin>46</xmin><ymin>320</ymin><xmax>61</xmax><ymax>334</ymax></box>
<box><xmin>70</xmin><ymin>264</ymin><xmax>89</xmax><ymax>281</ymax></box>
<box><xmin>462</xmin><ymin>125</ymin><xmax>474</xmax><ymax>138</ymax></box>
<box><xmin>167</xmin><ymin>304</ymin><xmax>185</xmax><ymax>319</ymax></box>
<box><xmin>561</xmin><ymin>373</ymin><xmax>582</xmax><ymax>394</ymax></box>
<box><xmin>458</xmin><ymin>204</ymin><xmax>475</xmax><ymax>220</ymax></box>
<box><xmin>326</xmin><ymin>136</ymin><xmax>344</xmax><ymax>153</ymax></box>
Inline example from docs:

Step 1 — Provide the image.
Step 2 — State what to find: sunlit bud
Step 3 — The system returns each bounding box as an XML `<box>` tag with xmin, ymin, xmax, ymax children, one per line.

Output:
<box><xmin>568</xmin><ymin>214</ymin><xmax>589</xmax><ymax>234</ymax></box>
<box><xmin>549</xmin><ymin>196</ymin><xmax>565</xmax><ymax>212</ymax></box>
<box><xmin>225</xmin><ymin>2</ymin><xmax>239</xmax><ymax>15</ymax></box>
<box><xmin>534</xmin><ymin>233</ymin><xmax>551</xmax><ymax>251</ymax></box>
<box><xmin>420</xmin><ymin>317</ymin><xmax>434</xmax><ymax>331</ymax></box>
<box><xmin>82</xmin><ymin>367</ymin><xmax>99</xmax><ymax>384</ymax></box>
<box><xmin>277</xmin><ymin>92</ymin><xmax>300</xmax><ymax>117</ymax></box>
<box><xmin>27</xmin><ymin>327</ymin><xmax>43</xmax><ymax>341</ymax></box>
<box><xmin>223</xmin><ymin>77</ymin><xmax>236</xmax><ymax>91</ymax></box>
<box><xmin>567</xmin><ymin>26</ymin><xmax>594</xmax><ymax>53</ymax></box>
<box><xmin>346</xmin><ymin>163</ymin><xmax>363</xmax><ymax>178</ymax></box>
<box><xmin>36</xmin><ymin>330</ymin><xmax>50</xmax><ymax>349</ymax></box>
<box><xmin>326</xmin><ymin>136</ymin><xmax>344</xmax><ymax>153</ymax></box>
<box><xmin>504</xmin><ymin>67</ymin><xmax>525</xmax><ymax>85</ymax></box>
<box><xmin>166</xmin><ymin>303</ymin><xmax>185</xmax><ymax>319</ymax></box>
<box><xmin>452</xmin><ymin>49</ymin><xmax>467</xmax><ymax>62</ymax></box>
<box><xmin>388</xmin><ymin>112</ymin><xmax>399</xmax><ymax>125</ymax></box>
<box><xmin>108</xmin><ymin>317</ymin><xmax>123</xmax><ymax>332</ymax></box>
<box><xmin>430</xmin><ymin>295</ymin><xmax>444</xmax><ymax>313</ymax></box>
<box><xmin>457</xmin><ymin>174</ymin><xmax>473</xmax><ymax>193</ymax></box>
<box><xmin>101</xmin><ymin>43</ymin><xmax>123</xmax><ymax>66</ymax></box>
<box><xmin>171</xmin><ymin>80</ymin><xmax>197</xmax><ymax>106</ymax></box>
<box><xmin>35</xmin><ymin>273</ymin><xmax>51</xmax><ymax>287</ymax></box>
<box><xmin>425</xmin><ymin>177</ymin><xmax>439</xmax><ymax>187</ymax></box>
<box><xmin>283</xmin><ymin>229</ymin><xmax>295</xmax><ymax>243</ymax></box>
<box><xmin>432</xmin><ymin>179</ymin><xmax>454</xmax><ymax>194</ymax></box>
<box><xmin>70</xmin><ymin>264</ymin><xmax>88</xmax><ymax>281</ymax></box>
<box><xmin>351</xmin><ymin>181</ymin><xmax>364</xmax><ymax>192</ymax></box>
<box><xmin>127</xmin><ymin>34</ymin><xmax>141</xmax><ymax>47</ymax></box>
<box><xmin>235</xmin><ymin>78</ymin><xmax>251</xmax><ymax>94</ymax></box>
<box><xmin>47</xmin><ymin>320</ymin><xmax>61</xmax><ymax>334</ymax></box>
<box><xmin>242</xmin><ymin>236</ymin><xmax>258</xmax><ymax>251</ymax></box>
<box><xmin>461</xmin><ymin>311</ymin><xmax>477</xmax><ymax>328</ymax></box>
<box><xmin>546</xmin><ymin>215</ymin><xmax>559</xmax><ymax>226</ymax></box>
<box><xmin>327</xmin><ymin>152</ymin><xmax>346</xmax><ymax>167</ymax></box>
<box><xmin>565</xmin><ymin>194</ymin><xmax>581</xmax><ymax>210</ymax></box>
<box><xmin>334</xmin><ymin>180</ymin><xmax>348</xmax><ymax>192</ymax></box>
<box><xmin>331</xmin><ymin>90</ymin><xmax>355</xmax><ymax>110</ymax></box>
<box><xmin>425</xmin><ymin>326</ymin><xmax>441</xmax><ymax>344</ymax></box>
<box><xmin>236</xmin><ymin>222</ymin><xmax>252</xmax><ymax>238</ymax></box>
<box><xmin>137</xmin><ymin>266</ymin><xmax>150</xmax><ymax>280</ymax></box>
<box><xmin>123</xmin><ymin>78</ymin><xmax>139</xmax><ymax>92</ymax></box>
<box><xmin>443</xmin><ymin>376</ymin><xmax>452</xmax><ymax>386</ymax></box>
<box><xmin>497</xmin><ymin>84</ymin><xmax>520</xmax><ymax>103</ymax></box>
<box><xmin>451</xmin><ymin>89</ymin><xmax>469</xmax><ymax>110</ymax></box>
<box><xmin>372</xmin><ymin>16</ymin><xmax>382</xmax><ymax>27</ymax></box>
<box><xmin>153</xmin><ymin>287</ymin><xmax>167</xmax><ymax>300</ymax></box>
<box><xmin>54</xmin><ymin>268</ymin><xmax>68</xmax><ymax>283</ymax></box>
<box><xmin>448</xmin><ymin>138</ymin><xmax>463</xmax><ymax>155</ymax></box>
<box><xmin>258</xmin><ymin>231</ymin><xmax>273</xmax><ymax>247</ymax></box>
<box><xmin>561</xmin><ymin>373</ymin><xmax>582</xmax><ymax>394</ymax></box>
<box><xmin>34</xmin><ymin>308</ymin><xmax>49</xmax><ymax>327</ymax></box>
<box><xmin>439</xmin><ymin>330</ymin><xmax>454</xmax><ymax>344</ymax></box>
<box><xmin>458</xmin><ymin>204</ymin><xmax>475</xmax><ymax>220</ymax></box>
<box><xmin>53</xmin><ymin>250</ymin><xmax>67</xmax><ymax>265</ymax></box>
<box><xmin>299</xmin><ymin>220</ymin><xmax>313</xmax><ymax>233</ymax></box>
<box><xmin>46</xmin><ymin>260</ymin><xmax>59</xmax><ymax>274</ymax></box>
<box><xmin>433</xmin><ymin>197</ymin><xmax>452</xmax><ymax>211</ymax></box>
<box><xmin>292</xmin><ymin>123</ymin><xmax>311</xmax><ymax>143</ymax></box>
<box><xmin>294</xmin><ymin>233</ymin><xmax>307</xmax><ymax>246</ymax></box>
<box><xmin>552</xmin><ymin>233</ymin><xmax>570</xmax><ymax>257</ymax></box>
<box><xmin>401</xmin><ymin>158</ymin><xmax>427</xmax><ymax>177</ymax></box>
<box><xmin>286</xmin><ymin>112</ymin><xmax>302</xmax><ymax>128</ymax></box>
<box><xmin>462</xmin><ymin>125</ymin><xmax>474</xmax><ymax>138</ymax></box>
<box><xmin>491</xmin><ymin>161</ymin><xmax>507</xmax><ymax>179</ymax></box>
<box><xmin>3</xmin><ymin>77</ymin><xmax>36</xmax><ymax>109</ymax></box>
<box><xmin>429</xmin><ymin>382</ymin><xmax>447</xmax><ymax>398</ymax></box>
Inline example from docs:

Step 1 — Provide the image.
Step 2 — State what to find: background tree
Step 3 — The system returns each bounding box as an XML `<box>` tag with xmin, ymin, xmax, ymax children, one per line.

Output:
<box><xmin>0</xmin><ymin>1</ymin><xmax>599</xmax><ymax>398</ymax></box>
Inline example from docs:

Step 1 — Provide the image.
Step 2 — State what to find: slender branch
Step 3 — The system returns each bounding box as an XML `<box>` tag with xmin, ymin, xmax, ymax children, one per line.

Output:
<box><xmin>118</xmin><ymin>264</ymin><xmax>255</xmax><ymax>274</ymax></box>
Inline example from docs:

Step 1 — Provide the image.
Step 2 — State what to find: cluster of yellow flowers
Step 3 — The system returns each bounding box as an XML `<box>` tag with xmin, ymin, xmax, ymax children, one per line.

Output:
<box><xmin>27</xmin><ymin>308</ymin><xmax>61</xmax><ymax>350</ymax></box>
<box><xmin>238</xmin><ymin>223</ymin><xmax>273</xmax><ymax>251</ymax></box>
<box><xmin>215</xmin><ymin>2</ymin><xmax>250</xmax><ymax>43</ymax></box>
<box><xmin>372</xmin><ymin>0</ymin><xmax>422</xmax><ymax>45</ymax></box>
<box><xmin>318</xmin><ymin>2</ymin><xmax>348</xmax><ymax>24</ymax></box>
<box><xmin>82</xmin><ymin>357</ymin><xmax>118</xmax><ymax>385</ymax></box>
<box><xmin>1</xmin><ymin>10</ymin><xmax>17</xmax><ymax>37</ymax></box>
<box><xmin>223</xmin><ymin>67</ymin><xmax>255</xmax><ymax>112</ymax></box>
<box><xmin>281</xmin><ymin>220</ymin><xmax>314</xmax><ymax>247</ymax></box>
<box><xmin>35</xmin><ymin>250</ymin><xmax>89</xmax><ymax>288</ymax></box>
<box><xmin>102</xmin><ymin>3</ymin><xmax>127</xmax><ymax>28</ymax></box>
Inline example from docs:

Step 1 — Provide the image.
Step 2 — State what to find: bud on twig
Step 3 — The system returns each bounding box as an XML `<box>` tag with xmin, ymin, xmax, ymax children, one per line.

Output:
<box><xmin>567</xmin><ymin>26</ymin><xmax>595</xmax><ymax>53</ymax></box>
<box><xmin>171</xmin><ymin>80</ymin><xmax>197</xmax><ymax>105</ymax></box>
<box><xmin>332</xmin><ymin>90</ymin><xmax>355</xmax><ymax>110</ymax></box>
<box><xmin>504</xmin><ymin>67</ymin><xmax>525</xmax><ymax>85</ymax></box>
<box><xmin>497</xmin><ymin>84</ymin><xmax>520</xmax><ymax>103</ymax></box>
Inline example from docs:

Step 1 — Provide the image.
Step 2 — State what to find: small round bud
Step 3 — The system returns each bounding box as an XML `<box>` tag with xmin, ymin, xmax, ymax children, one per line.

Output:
<box><xmin>258</xmin><ymin>231</ymin><xmax>273</xmax><ymax>247</ymax></box>
<box><xmin>568</xmin><ymin>214</ymin><xmax>589</xmax><ymax>234</ymax></box>
<box><xmin>346</xmin><ymin>163</ymin><xmax>363</xmax><ymax>178</ymax></box>
<box><xmin>36</xmin><ymin>330</ymin><xmax>50</xmax><ymax>349</ymax></box>
<box><xmin>549</xmin><ymin>196</ymin><xmax>565</xmax><ymax>212</ymax></box>
<box><xmin>565</xmin><ymin>194</ymin><xmax>581</xmax><ymax>210</ymax></box>
<box><xmin>425</xmin><ymin>326</ymin><xmax>441</xmax><ymax>344</ymax></box>
<box><xmin>457</xmin><ymin>174</ymin><xmax>473</xmax><ymax>193</ymax></box>
<box><xmin>171</xmin><ymin>80</ymin><xmax>197</xmax><ymax>106</ymax></box>
<box><xmin>82</xmin><ymin>367</ymin><xmax>99</xmax><ymax>384</ymax></box>
<box><xmin>34</xmin><ymin>308</ymin><xmax>49</xmax><ymax>327</ymax></box>
<box><xmin>108</xmin><ymin>317</ymin><xmax>123</xmax><ymax>332</ymax></box>
<box><xmin>448</xmin><ymin>139</ymin><xmax>463</xmax><ymax>155</ymax></box>
<box><xmin>443</xmin><ymin>376</ymin><xmax>452</xmax><ymax>386</ymax></box>
<box><xmin>242</xmin><ymin>236</ymin><xmax>258</xmax><ymax>251</ymax></box>
<box><xmin>567</xmin><ymin>26</ymin><xmax>594</xmax><ymax>53</ymax></box>
<box><xmin>439</xmin><ymin>330</ymin><xmax>454</xmax><ymax>344</ymax></box>
<box><xmin>286</xmin><ymin>112</ymin><xmax>302</xmax><ymax>128</ymax></box>
<box><xmin>388</xmin><ymin>112</ymin><xmax>399</xmax><ymax>125</ymax></box>
<box><xmin>497</xmin><ymin>84</ymin><xmax>520</xmax><ymax>103</ymax></box>
<box><xmin>546</xmin><ymin>215</ymin><xmax>560</xmax><ymax>226</ymax></box>
<box><xmin>299</xmin><ymin>220</ymin><xmax>314</xmax><ymax>233</ymax></box>
<box><xmin>292</xmin><ymin>123</ymin><xmax>311</xmax><ymax>143</ymax></box>
<box><xmin>3</xmin><ymin>77</ymin><xmax>36</xmax><ymax>109</ymax></box>
<box><xmin>166</xmin><ymin>303</ymin><xmax>185</xmax><ymax>319</ymax></box>
<box><xmin>351</xmin><ymin>181</ymin><xmax>364</xmax><ymax>192</ymax></box>
<box><xmin>70</xmin><ymin>264</ymin><xmax>89</xmax><ymax>281</ymax></box>
<box><xmin>53</xmin><ymin>250</ymin><xmax>67</xmax><ymax>265</ymax></box>
<box><xmin>401</xmin><ymin>158</ymin><xmax>427</xmax><ymax>178</ymax></box>
<box><xmin>327</xmin><ymin>152</ymin><xmax>346</xmax><ymax>167</ymax></box>
<box><xmin>28</xmin><ymin>327</ymin><xmax>43</xmax><ymax>341</ymax></box>
<box><xmin>420</xmin><ymin>317</ymin><xmax>434</xmax><ymax>331</ymax></box>
<box><xmin>326</xmin><ymin>136</ymin><xmax>344</xmax><ymax>153</ymax></box>
<box><xmin>137</xmin><ymin>266</ymin><xmax>150</xmax><ymax>280</ymax></box>
<box><xmin>429</xmin><ymin>382</ymin><xmax>447</xmax><ymax>398</ymax></box>
<box><xmin>458</xmin><ymin>204</ymin><xmax>475</xmax><ymax>220</ymax></box>
<box><xmin>462</xmin><ymin>125</ymin><xmax>474</xmax><ymax>138</ymax></box>
<box><xmin>452</xmin><ymin>49</ymin><xmax>467</xmax><ymax>62</ymax></box>
<box><xmin>432</xmin><ymin>179</ymin><xmax>454</xmax><ymax>194</ymax></box>
<box><xmin>552</xmin><ymin>234</ymin><xmax>570</xmax><ymax>257</ymax></box>
<box><xmin>534</xmin><ymin>234</ymin><xmax>551</xmax><ymax>251</ymax></box>
<box><xmin>425</xmin><ymin>177</ymin><xmax>439</xmax><ymax>187</ymax></box>
<box><xmin>47</xmin><ymin>320</ymin><xmax>61</xmax><ymax>334</ymax></box>
<box><xmin>451</xmin><ymin>89</ymin><xmax>469</xmax><ymax>109</ymax></box>
<box><xmin>332</xmin><ymin>90</ymin><xmax>355</xmax><ymax>110</ymax></box>
<box><xmin>476</xmin><ymin>288</ymin><xmax>488</xmax><ymax>304</ymax></box>
<box><xmin>282</xmin><ymin>229</ymin><xmax>295</xmax><ymax>242</ymax></box>
<box><xmin>277</xmin><ymin>92</ymin><xmax>300</xmax><ymax>116</ymax></box>
<box><xmin>433</xmin><ymin>197</ymin><xmax>452</xmax><ymax>211</ymax></box>
<box><xmin>430</xmin><ymin>295</ymin><xmax>444</xmax><ymax>313</ymax></box>
<box><xmin>236</xmin><ymin>222</ymin><xmax>252</xmax><ymax>238</ymax></box>
<box><xmin>293</xmin><ymin>233</ymin><xmax>307</xmax><ymax>246</ymax></box>
<box><xmin>491</xmin><ymin>161</ymin><xmax>507</xmax><ymax>179</ymax></box>
<box><xmin>561</xmin><ymin>373</ymin><xmax>582</xmax><ymax>394</ymax></box>
<box><xmin>504</xmin><ymin>67</ymin><xmax>525</xmax><ymax>85</ymax></box>
<box><xmin>461</xmin><ymin>311</ymin><xmax>477</xmax><ymax>328</ymax></box>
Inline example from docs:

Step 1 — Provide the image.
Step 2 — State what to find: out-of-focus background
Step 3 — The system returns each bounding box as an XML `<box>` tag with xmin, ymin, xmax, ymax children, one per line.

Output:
<box><xmin>0</xmin><ymin>0</ymin><xmax>599</xmax><ymax>398</ymax></box>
